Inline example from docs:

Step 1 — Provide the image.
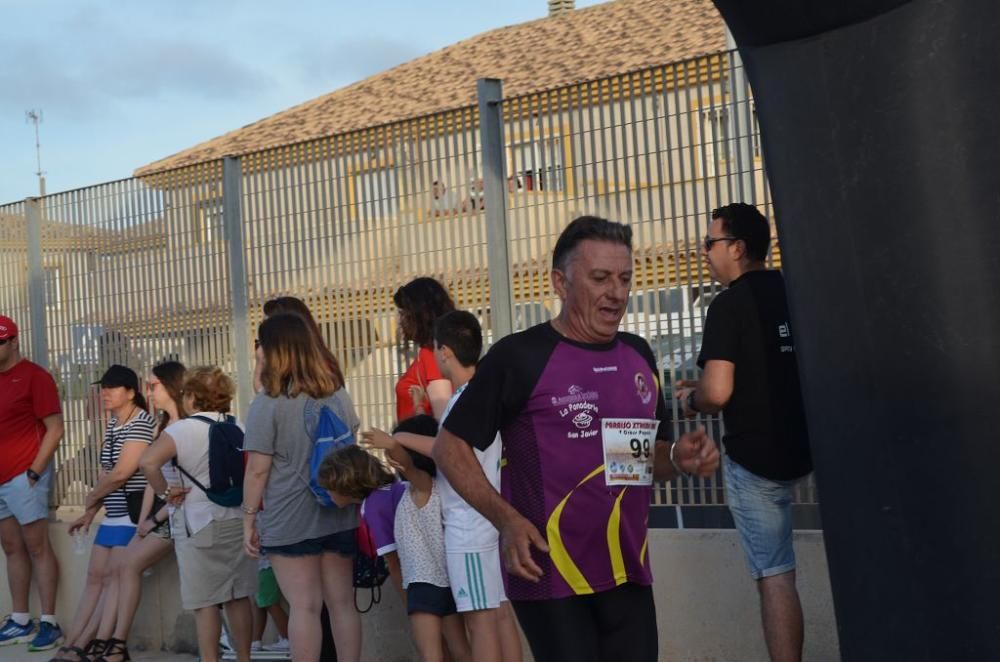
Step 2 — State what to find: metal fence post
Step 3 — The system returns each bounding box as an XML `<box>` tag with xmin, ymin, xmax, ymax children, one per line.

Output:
<box><xmin>726</xmin><ymin>32</ymin><xmax>756</xmax><ymax>203</ymax></box>
<box><xmin>477</xmin><ymin>78</ymin><xmax>514</xmax><ymax>341</ymax></box>
<box><xmin>222</xmin><ymin>157</ymin><xmax>253</xmax><ymax>417</ymax></box>
<box><xmin>25</xmin><ymin>197</ymin><xmax>49</xmax><ymax>368</ymax></box>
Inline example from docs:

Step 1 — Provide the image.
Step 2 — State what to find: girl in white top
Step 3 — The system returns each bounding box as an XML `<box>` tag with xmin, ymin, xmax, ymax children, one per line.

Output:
<box><xmin>383</xmin><ymin>414</ymin><xmax>471</xmax><ymax>662</ymax></box>
<box><xmin>140</xmin><ymin>367</ymin><xmax>255</xmax><ymax>662</ymax></box>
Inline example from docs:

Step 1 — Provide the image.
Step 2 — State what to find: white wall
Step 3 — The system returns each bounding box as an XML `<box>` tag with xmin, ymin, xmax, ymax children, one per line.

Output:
<box><xmin>0</xmin><ymin>512</ymin><xmax>839</xmax><ymax>661</ymax></box>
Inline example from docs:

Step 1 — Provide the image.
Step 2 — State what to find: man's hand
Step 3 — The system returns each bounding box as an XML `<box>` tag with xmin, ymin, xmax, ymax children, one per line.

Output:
<box><xmin>673</xmin><ymin>426</ymin><xmax>721</xmax><ymax>477</ymax></box>
<box><xmin>675</xmin><ymin>380</ymin><xmax>699</xmax><ymax>418</ymax></box>
<box><xmin>361</xmin><ymin>428</ymin><xmax>397</xmax><ymax>451</ymax></box>
<box><xmin>499</xmin><ymin>510</ymin><xmax>549</xmax><ymax>583</ymax></box>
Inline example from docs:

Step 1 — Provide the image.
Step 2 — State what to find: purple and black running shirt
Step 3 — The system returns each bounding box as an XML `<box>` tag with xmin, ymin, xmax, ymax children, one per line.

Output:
<box><xmin>442</xmin><ymin>322</ymin><xmax>673</xmax><ymax>601</ymax></box>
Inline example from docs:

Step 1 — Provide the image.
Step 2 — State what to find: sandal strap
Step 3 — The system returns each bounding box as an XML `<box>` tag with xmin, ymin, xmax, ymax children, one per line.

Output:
<box><xmin>96</xmin><ymin>638</ymin><xmax>129</xmax><ymax>661</ymax></box>
<box><xmin>82</xmin><ymin>639</ymin><xmax>108</xmax><ymax>655</ymax></box>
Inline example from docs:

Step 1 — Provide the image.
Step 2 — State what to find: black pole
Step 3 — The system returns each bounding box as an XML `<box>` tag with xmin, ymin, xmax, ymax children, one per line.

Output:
<box><xmin>710</xmin><ymin>1</ymin><xmax>1000</xmax><ymax>660</ymax></box>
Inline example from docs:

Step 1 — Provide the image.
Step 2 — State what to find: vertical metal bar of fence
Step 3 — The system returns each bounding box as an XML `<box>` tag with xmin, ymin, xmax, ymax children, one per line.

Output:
<box><xmin>223</xmin><ymin>157</ymin><xmax>253</xmax><ymax>416</ymax></box>
<box><xmin>725</xmin><ymin>39</ymin><xmax>755</xmax><ymax>203</ymax></box>
<box><xmin>25</xmin><ymin>197</ymin><xmax>49</xmax><ymax>368</ymax></box>
<box><xmin>477</xmin><ymin>78</ymin><xmax>514</xmax><ymax>341</ymax></box>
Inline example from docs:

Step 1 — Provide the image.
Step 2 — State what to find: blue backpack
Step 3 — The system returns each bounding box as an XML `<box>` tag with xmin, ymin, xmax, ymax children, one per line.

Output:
<box><xmin>308</xmin><ymin>404</ymin><xmax>356</xmax><ymax>507</ymax></box>
<box><xmin>174</xmin><ymin>415</ymin><xmax>245</xmax><ymax>508</ymax></box>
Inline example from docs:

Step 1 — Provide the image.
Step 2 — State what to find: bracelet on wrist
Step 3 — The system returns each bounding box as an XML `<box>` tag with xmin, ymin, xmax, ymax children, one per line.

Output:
<box><xmin>158</xmin><ymin>487</ymin><xmax>172</xmax><ymax>501</ymax></box>
<box><xmin>242</xmin><ymin>505</ymin><xmax>259</xmax><ymax>515</ymax></box>
<box><xmin>26</xmin><ymin>468</ymin><xmax>41</xmax><ymax>482</ymax></box>
<box><xmin>669</xmin><ymin>441</ymin><xmax>691</xmax><ymax>479</ymax></box>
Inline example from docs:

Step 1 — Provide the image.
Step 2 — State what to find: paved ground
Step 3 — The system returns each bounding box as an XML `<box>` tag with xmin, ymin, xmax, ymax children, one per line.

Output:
<box><xmin>3</xmin><ymin>647</ymin><xmax>197</xmax><ymax>661</ymax></box>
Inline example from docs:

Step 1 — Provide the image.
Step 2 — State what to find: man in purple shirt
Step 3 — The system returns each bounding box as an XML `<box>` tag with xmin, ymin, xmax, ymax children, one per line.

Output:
<box><xmin>434</xmin><ymin>216</ymin><xmax>720</xmax><ymax>662</ymax></box>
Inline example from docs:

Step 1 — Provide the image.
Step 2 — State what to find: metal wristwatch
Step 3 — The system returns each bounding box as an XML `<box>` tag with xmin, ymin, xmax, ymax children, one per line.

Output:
<box><xmin>686</xmin><ymin>390</ymin><xmax>699</xmax><ymax>414</ymax></box>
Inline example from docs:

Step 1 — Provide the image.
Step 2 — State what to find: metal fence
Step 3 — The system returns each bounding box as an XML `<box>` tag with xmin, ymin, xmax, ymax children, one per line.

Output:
<box><xmin>0</xmin><ymin>49</ymin><xmax>817</xmax><ymax>513</ymax></box>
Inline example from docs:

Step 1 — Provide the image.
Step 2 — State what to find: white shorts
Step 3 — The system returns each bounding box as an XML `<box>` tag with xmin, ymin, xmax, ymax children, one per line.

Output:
<box><xmin>446</xmin><ymin>547</ymin><xmax>507</xmax><ymax>612</ymax></box>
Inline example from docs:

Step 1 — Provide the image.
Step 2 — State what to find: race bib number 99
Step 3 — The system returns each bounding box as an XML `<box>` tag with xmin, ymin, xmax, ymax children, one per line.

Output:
<box><xmin>602</xmin><ymin>418</ymin><xmax>659</xmax><ymax>486</ymax></box>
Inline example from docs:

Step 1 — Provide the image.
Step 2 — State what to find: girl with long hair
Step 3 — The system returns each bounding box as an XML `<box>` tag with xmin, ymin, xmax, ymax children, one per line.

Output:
<box><xmin>243</xmin><ymin>313</ymin><xmax>362</xmax><ymax>662</ymax></box>
<box><xmin>393</xmin><ymin>278</ymin><xmax>455</xmax><ymax>421</ymax></box>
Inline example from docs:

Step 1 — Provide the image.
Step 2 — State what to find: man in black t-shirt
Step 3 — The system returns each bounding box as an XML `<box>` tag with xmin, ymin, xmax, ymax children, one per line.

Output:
<box><xmin>677</xmin><ymin>203</ymin><xmax>812</xmax><ymax>662</ymax></box>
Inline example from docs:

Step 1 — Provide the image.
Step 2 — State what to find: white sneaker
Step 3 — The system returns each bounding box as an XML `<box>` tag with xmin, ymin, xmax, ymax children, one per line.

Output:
<box><xmin>219</xmin><ymin>629</ymin><xmax>233</xmax><ymax>651</ymax></box>
<box><xmin>251</xmin><ymin>640</ymin><xmax>263</xmax><ymax>651</ymax></box>
<box><xmin>264</xmin><ymin>636</ymin><xmax>290</xmax><ymax>651</ymax></box>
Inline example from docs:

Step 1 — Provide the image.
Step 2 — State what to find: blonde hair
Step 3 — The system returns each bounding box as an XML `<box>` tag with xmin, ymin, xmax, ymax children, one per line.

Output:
<box><xmin>259</xmin><ymin>314</ymin><xmax>337</xmax><ymax>399</ymax></box>
<box><xmin>317</xmin><ymin>446</ymin><xmax>395</xmax><ymax>500</ymax></box>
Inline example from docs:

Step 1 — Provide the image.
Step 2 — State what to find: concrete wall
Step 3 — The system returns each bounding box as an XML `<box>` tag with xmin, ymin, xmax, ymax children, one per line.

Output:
<box><xmin>0</xmin><ymin>512</ymin><xmax>839</xmax><ymax>661</ymax></box>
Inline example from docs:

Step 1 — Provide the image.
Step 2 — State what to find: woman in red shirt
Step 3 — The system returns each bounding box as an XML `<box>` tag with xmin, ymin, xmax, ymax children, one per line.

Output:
<box><xmin>393</xmin><ymin>278</ymin><xmax>455</xmax><ymax>421</ymax></box>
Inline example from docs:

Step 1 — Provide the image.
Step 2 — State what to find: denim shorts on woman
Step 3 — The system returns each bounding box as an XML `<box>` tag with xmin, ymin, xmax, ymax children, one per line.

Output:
<box><xmin>723</xmin><ymin>455</ymin><xmax>799</xmax><ymax>580</ymax></box>
<box><xmin>262</xmin><ymin>528</ymin><xmax>357</xmax><ymax>558</ymax></box>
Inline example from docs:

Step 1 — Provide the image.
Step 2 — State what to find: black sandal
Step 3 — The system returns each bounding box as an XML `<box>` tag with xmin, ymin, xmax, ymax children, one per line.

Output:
<box><xmin>96</xmin><ymin>637</ymin><xmax>130</xmax><ymax>662</ymax></box>
<box><xmin>48</xmin><ymin>645</ymin><xmax>86</xmax><ymax>662</ymax></box>
<box><xmin>79</xmin><ymin>639</ymin><xmax>108</xmax><ymax>661</ymax></box>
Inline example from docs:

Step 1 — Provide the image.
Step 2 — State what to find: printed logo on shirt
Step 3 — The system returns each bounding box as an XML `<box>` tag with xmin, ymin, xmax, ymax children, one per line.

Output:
<box><xmin>634</xmin><ymin>373</ymin><xmax>653</xmax><ymax>405</ymax></box>
<box><xmin>552</xmin><ymin>386</ymin><xmax>600</xmax><ymax>440</ymax></box>
<box><xmin>592</xmin><ymin>365</ymin><xmax>618</xmax><ymax>373</ymax></box>
<box><xmin>551</xmin><ymin>385</ymin><xmax>599</xmax><ymax>407</ymax></box>
<box><xmin>778</xmin><ymin>322</ymin><xmax>790</xmax><ymax>338</ymax></box>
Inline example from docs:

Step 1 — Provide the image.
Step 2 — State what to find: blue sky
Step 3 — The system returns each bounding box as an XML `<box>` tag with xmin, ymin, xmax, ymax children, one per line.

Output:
<box><xmin>0</xmin><ymin>0</ymin><xmax>604</xmax><ymax>203</ymax></box>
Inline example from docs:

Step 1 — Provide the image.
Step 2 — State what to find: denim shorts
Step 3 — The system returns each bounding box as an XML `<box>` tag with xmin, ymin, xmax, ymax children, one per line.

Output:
<box><xmin>0</xmin><ymin>467</ymin><xmax>52</xmax><ymax>525</ymax></box>
<box><xmin>723</xmin><ymin>455</ymin><xmax>799</xmax><ymax>580</ymax></box>
<box><xmin>407</xmin><ymin>582</ymin><xmax>458</xmax><ymax>616</ymax></box>
<box><xmin>262</xmin><ymin>528</ymin><xmax>357</xmax><ymax>558</ymax></box>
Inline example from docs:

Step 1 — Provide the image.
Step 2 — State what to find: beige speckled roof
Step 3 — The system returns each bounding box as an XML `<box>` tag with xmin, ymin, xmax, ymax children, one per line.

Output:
<box><xmin>135</xmin><ymin>0</ymin><xmax>724</xmax><ymax>176</ymax></box>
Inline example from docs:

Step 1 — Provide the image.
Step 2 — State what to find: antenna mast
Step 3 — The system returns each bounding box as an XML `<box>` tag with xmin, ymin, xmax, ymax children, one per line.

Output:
<box><xmin>25</xmin><ymin>109</ymin><xmax>46</xmax><ymax>196</ymax></box>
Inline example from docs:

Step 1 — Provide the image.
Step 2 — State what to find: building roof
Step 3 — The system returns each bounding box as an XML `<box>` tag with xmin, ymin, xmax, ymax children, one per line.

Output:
<box><xmin>135</xmin><ymin>0</ymin><xmax>724</xmax><ymax>176</ymax></box>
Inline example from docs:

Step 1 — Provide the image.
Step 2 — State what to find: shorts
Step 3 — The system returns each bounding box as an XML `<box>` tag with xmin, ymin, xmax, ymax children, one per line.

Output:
<box><xmin>175</xmin><ymin>517</ymin><xmax>256</xmax><ymax>611</ymax></box>
<box><xmin>95</xmin><ymin>516</ymin><xmax>136</xmax><ymax>548</ymax></box>
<box><xmin>262</xmin><ymin>528</ymin><xmax>357</xmax><ymax>558</ymax></box>
<box><xmin>446</xmin><ymin>548</ymin><xmax>507</xmax><ymax>612</ymax></box>
<box><xmin>406</xmin><ymin>582</ymin><xmax>458</xmax><ymax>617</ymax></box>
<box><xmin>256</xmin><ymin>567</ymin><xmax>282</xmax><ymax>608</ymax></box>
<box><xmin>723</xmin><ymin>454</ymin><xmax>799</xmax><ymax>580</ymax></box>
<box><xmin>0</xmin><ymin>467</ymin><xmax>52</xmax><ymax>525</ymax></box>
<box><xmin>512</xmin><ymin>582</ymin><xmax>657</xmax><ymax>662</ymax></box>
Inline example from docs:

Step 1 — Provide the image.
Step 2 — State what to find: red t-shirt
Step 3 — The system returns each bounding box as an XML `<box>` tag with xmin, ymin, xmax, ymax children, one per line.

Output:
<box><xmin>0</xmin><ymin>360</ymin><xmax>61</xmax><ymax>485</ymax></box>
<box><xmin>395</xmin><ymin>346</ymin><xmax>444</xmax><ymax>421</ymax></box>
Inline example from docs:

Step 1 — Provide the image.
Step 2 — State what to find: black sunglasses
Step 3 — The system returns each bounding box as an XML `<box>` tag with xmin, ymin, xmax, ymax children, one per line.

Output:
<box><xmin>0</xmin><ymin>336</ymin><xmax>15</xmax><ymax>346</ymax></box>
<box><xmin>703</xmin><ymin>235</ymin><xmax>738</xmax><ymax>251</ymax></box>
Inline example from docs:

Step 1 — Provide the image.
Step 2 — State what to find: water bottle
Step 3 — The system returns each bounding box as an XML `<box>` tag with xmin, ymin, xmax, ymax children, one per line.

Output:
<box><xmin>72</xmin><ymin>532</ymin><xmax>88</xmax><ymax>557</ymax></box>
<box><xmin>170</xmin><ymin>506</ymin><xmax>187</xmax><ymax>540</ymax></box>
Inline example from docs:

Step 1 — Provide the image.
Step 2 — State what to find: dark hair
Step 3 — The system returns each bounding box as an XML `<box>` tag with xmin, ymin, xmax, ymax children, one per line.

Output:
<box><xmin>151</xmin><ymin>361</ymin><xmax>187</xmax><ymax>435</ymax></box>
<box><xmin>552</xmin><ymin>215</ymin><xmax>633</xmax><ymax>272</ymax></box>
<box><xmin>262</xmin><ymin>296</ymin><xmax>345</xmax><ymax>390</ymax></box>
<box><xmin>393</xmin><ymin>278</ymin><xmax>455</xmax><ymax>347</ymax></box>
<box><xmin>434</xmin><ymin>310</ymin><xmax>482</xmax><ymax>367</ymax></box>
<box><xmin>392</xmin><ymin>414</ymin><xmax>439</xmax><ymax>477</ymax></box>
<box><xmin>711</xmin><ymin>203</ymin><xmax>771</xmax><ymax>262</ymax></box>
